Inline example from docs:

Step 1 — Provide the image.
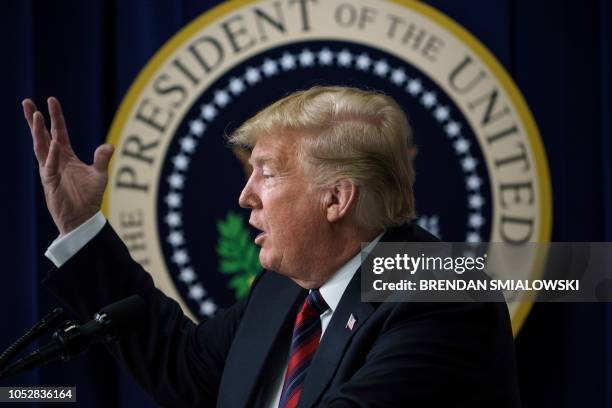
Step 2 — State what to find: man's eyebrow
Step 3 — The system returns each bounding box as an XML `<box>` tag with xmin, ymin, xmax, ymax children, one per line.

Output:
<box><xmin>248</xmin><ymin>155</ymin><xmax>278</xmax><ymax>168</ymax></box>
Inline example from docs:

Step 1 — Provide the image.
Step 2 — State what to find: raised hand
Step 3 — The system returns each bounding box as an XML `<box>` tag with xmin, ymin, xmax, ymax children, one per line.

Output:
<box><xmin>23</xmin><ymin>97</ymin><xmax>114</xmax><ymax>236</ymax></box>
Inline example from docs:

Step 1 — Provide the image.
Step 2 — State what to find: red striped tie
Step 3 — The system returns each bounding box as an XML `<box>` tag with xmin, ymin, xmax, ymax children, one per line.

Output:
<box><xmin>278</xmin><ymin>289</ymin><xmax>329</xmax><ymax>408</ymax></box>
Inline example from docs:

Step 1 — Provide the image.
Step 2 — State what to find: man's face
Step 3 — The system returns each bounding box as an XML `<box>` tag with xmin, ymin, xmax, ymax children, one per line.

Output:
<box><xmin>238</xmin><ymin>132</ymin><xmax>326</xmax><ymax>280</ymax></box>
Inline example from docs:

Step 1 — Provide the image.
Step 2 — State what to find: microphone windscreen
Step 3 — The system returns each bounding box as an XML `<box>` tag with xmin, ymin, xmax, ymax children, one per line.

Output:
<box><xmin>97</xmin><ymin>295</ymin><xmax>147</xmax><ymax>334</ymax></box>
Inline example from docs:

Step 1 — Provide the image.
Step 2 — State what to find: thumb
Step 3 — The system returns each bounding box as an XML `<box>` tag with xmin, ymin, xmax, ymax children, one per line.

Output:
<box><xmin>93</xmin><ymin>144</ymin><xmax>115</xmax><ymax>173</ymax></box>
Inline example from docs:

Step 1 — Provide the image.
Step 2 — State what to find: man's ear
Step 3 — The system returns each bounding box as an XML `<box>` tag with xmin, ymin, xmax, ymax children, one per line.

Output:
<box><xmin>324</xmin><ymin>179</ymin><xmax>357</xmax><ymax>223</ymax></box>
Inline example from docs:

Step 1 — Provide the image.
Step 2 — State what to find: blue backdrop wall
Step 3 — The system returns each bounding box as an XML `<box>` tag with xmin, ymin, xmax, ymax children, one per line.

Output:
<box><xmin>1</xmin><ymin>1</ymin><xmax>611</xmax><ymax>407</ymax></box>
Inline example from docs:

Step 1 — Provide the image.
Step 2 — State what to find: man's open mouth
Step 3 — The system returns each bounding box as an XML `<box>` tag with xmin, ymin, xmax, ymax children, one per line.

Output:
<box><xmin>254</xmin><ymin>231</ymin><xmax>267</xmax><ymax>245</ymax></box>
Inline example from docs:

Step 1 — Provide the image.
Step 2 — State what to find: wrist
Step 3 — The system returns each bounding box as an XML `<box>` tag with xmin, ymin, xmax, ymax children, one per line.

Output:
<box><xmin>57</xmin><ymin>210</ymin><xmax>100</xmax><ymax>237</ymax></box>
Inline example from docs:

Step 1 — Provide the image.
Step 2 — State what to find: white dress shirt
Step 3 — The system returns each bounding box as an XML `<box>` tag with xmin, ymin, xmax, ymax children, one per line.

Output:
<box><xmin>45</xmin><ymin>211</ymin><xmax>107</xmax><ymax>267</ymax></box>
<box><xmin>44</xmin><ymin>212</ymin><xmax>383</xmax><ymax>407</ymax></box>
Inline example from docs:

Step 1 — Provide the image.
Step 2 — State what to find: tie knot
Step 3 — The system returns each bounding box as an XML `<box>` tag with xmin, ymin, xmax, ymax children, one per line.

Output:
<box><xmin>303</xmin><ymin>289</ymin><xmax>329</xmax><ymax>317</ymax></box>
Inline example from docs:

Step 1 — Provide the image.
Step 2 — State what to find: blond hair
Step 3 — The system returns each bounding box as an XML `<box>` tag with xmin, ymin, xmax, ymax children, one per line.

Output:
<box><xmin>228</xmin><ymin>86</ymin><xmax>416</xmax><ymax>230</ymax></box>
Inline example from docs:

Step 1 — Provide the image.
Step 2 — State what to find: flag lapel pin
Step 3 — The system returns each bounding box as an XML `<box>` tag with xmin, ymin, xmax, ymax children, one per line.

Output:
<box><xmin>346</xmin><ymin>314</ymin><xmax>357</xmax><ymax>331</ymax></box>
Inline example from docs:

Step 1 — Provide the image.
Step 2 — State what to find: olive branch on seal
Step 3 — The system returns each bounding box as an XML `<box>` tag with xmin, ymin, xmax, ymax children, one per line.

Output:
<box><xmin>216</xmin><ymin>211</ymin><xmax>261</xmax><ymax>299</ymax></box>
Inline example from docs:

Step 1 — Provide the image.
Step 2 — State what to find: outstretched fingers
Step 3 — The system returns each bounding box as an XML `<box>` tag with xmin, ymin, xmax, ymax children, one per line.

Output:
<box><xmin>22</xmin><ymin>99</ymin><xmax>37</xmax><ymax>131</ymax></box>
<box><xmin>46</xmin><ymin>140</ymin><xmax>61</xmax><ymax>175</ymax></box>
<box><xmin>23</xmin><ymin>99</ymin><xmax>51</xmax><ymax>138</ymax></box>
<box><xmin>93</xmin><ymin>144</ymin><xmax>114</xmax><ymax>173</ymax></box>
<box><xmin>47</xmin><ymin>97</ymin><xmax>72</xmax><ymax>146</ymax></box>
<box><xmin>31</xmin><ymin>111</ymin><xmax>51</xmax><ymax>167</ymax></box>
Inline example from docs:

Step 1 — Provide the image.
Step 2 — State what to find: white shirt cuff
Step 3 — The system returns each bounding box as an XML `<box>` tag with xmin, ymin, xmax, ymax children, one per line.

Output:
<box><xmin>45</xmin><ymin>211</ymin><xmax>107</xmax><ymax>268</ymax></box>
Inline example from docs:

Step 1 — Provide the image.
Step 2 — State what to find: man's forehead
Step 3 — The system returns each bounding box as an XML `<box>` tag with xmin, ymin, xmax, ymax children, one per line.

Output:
<box><xmin>248</xmin><ymin>134</ymin><xmax>301</xmax><ymax>167</ymax></box>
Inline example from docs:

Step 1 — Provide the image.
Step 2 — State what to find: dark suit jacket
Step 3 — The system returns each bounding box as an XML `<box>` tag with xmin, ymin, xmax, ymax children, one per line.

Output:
<box><xmin>43</xmin><ymin>222</ymin><xmax>521</xmax><ymax>407</ymax></box>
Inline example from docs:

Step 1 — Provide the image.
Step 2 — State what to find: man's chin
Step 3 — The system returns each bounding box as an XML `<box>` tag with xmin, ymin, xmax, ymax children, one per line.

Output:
<box><xmin>258</xmin><ymin>251</ymin><xmax>293</xmax><ymax>278</ymax></box>
<box><xmin>258</xmin><ymin>250</ymin><xmax>275</xmax><ymax>272</ymax></box>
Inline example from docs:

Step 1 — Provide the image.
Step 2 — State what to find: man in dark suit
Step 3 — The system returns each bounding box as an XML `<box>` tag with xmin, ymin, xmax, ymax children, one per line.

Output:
<box><xmin>24</xmin><ymin>86</ymin><xmax>521</xmax><ymax>407</ymax></box>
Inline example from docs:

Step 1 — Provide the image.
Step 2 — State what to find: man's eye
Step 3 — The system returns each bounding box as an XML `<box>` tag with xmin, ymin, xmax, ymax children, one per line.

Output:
<box><xmin>262</xmin><ymin>173</ymin><xmax>274</xmax><ymax>179</ymax></box>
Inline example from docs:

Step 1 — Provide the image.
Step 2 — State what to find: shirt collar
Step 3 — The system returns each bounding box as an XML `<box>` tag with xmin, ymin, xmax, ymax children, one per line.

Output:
<box><xmin>318</xmin><ymin>232</ymin><xmax>384</xmax><ymax>313</ymax></box>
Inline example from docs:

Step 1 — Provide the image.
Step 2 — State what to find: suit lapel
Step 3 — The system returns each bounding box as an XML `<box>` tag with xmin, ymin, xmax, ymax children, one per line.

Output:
<box><xmin>218</xmin><ymin>275</ymin><xmax>306</xmax><ymax>408</ymax></box>
<box><xmin>297</xmin><ymin>271</ymin><xmax>374</xmax><ymax>408</ymax></box>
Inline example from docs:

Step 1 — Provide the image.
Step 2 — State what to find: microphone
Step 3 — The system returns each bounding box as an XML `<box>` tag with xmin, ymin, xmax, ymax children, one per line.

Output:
<box><xmin>0</xmin><ymin>295</ymin><xmax>146</xmax><ymax>379</ymax></box>
<box><xmin>0</xmin><ymin>308</ymin><xmax>65</xmax><ymax>371</ymax></box>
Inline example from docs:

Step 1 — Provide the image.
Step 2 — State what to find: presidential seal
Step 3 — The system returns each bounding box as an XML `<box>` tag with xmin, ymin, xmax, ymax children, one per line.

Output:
<box><xmin>103</xmin><ymin>0</ymin><xmax>552</xmax><ymax>334</ymax></box>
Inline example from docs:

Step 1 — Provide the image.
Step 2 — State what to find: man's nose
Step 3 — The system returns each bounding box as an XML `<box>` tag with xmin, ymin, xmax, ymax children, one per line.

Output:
<box><xmin>239</xmin><ymin>177</ymin><xmax>260</xmax><ymax>209</ymax></box>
